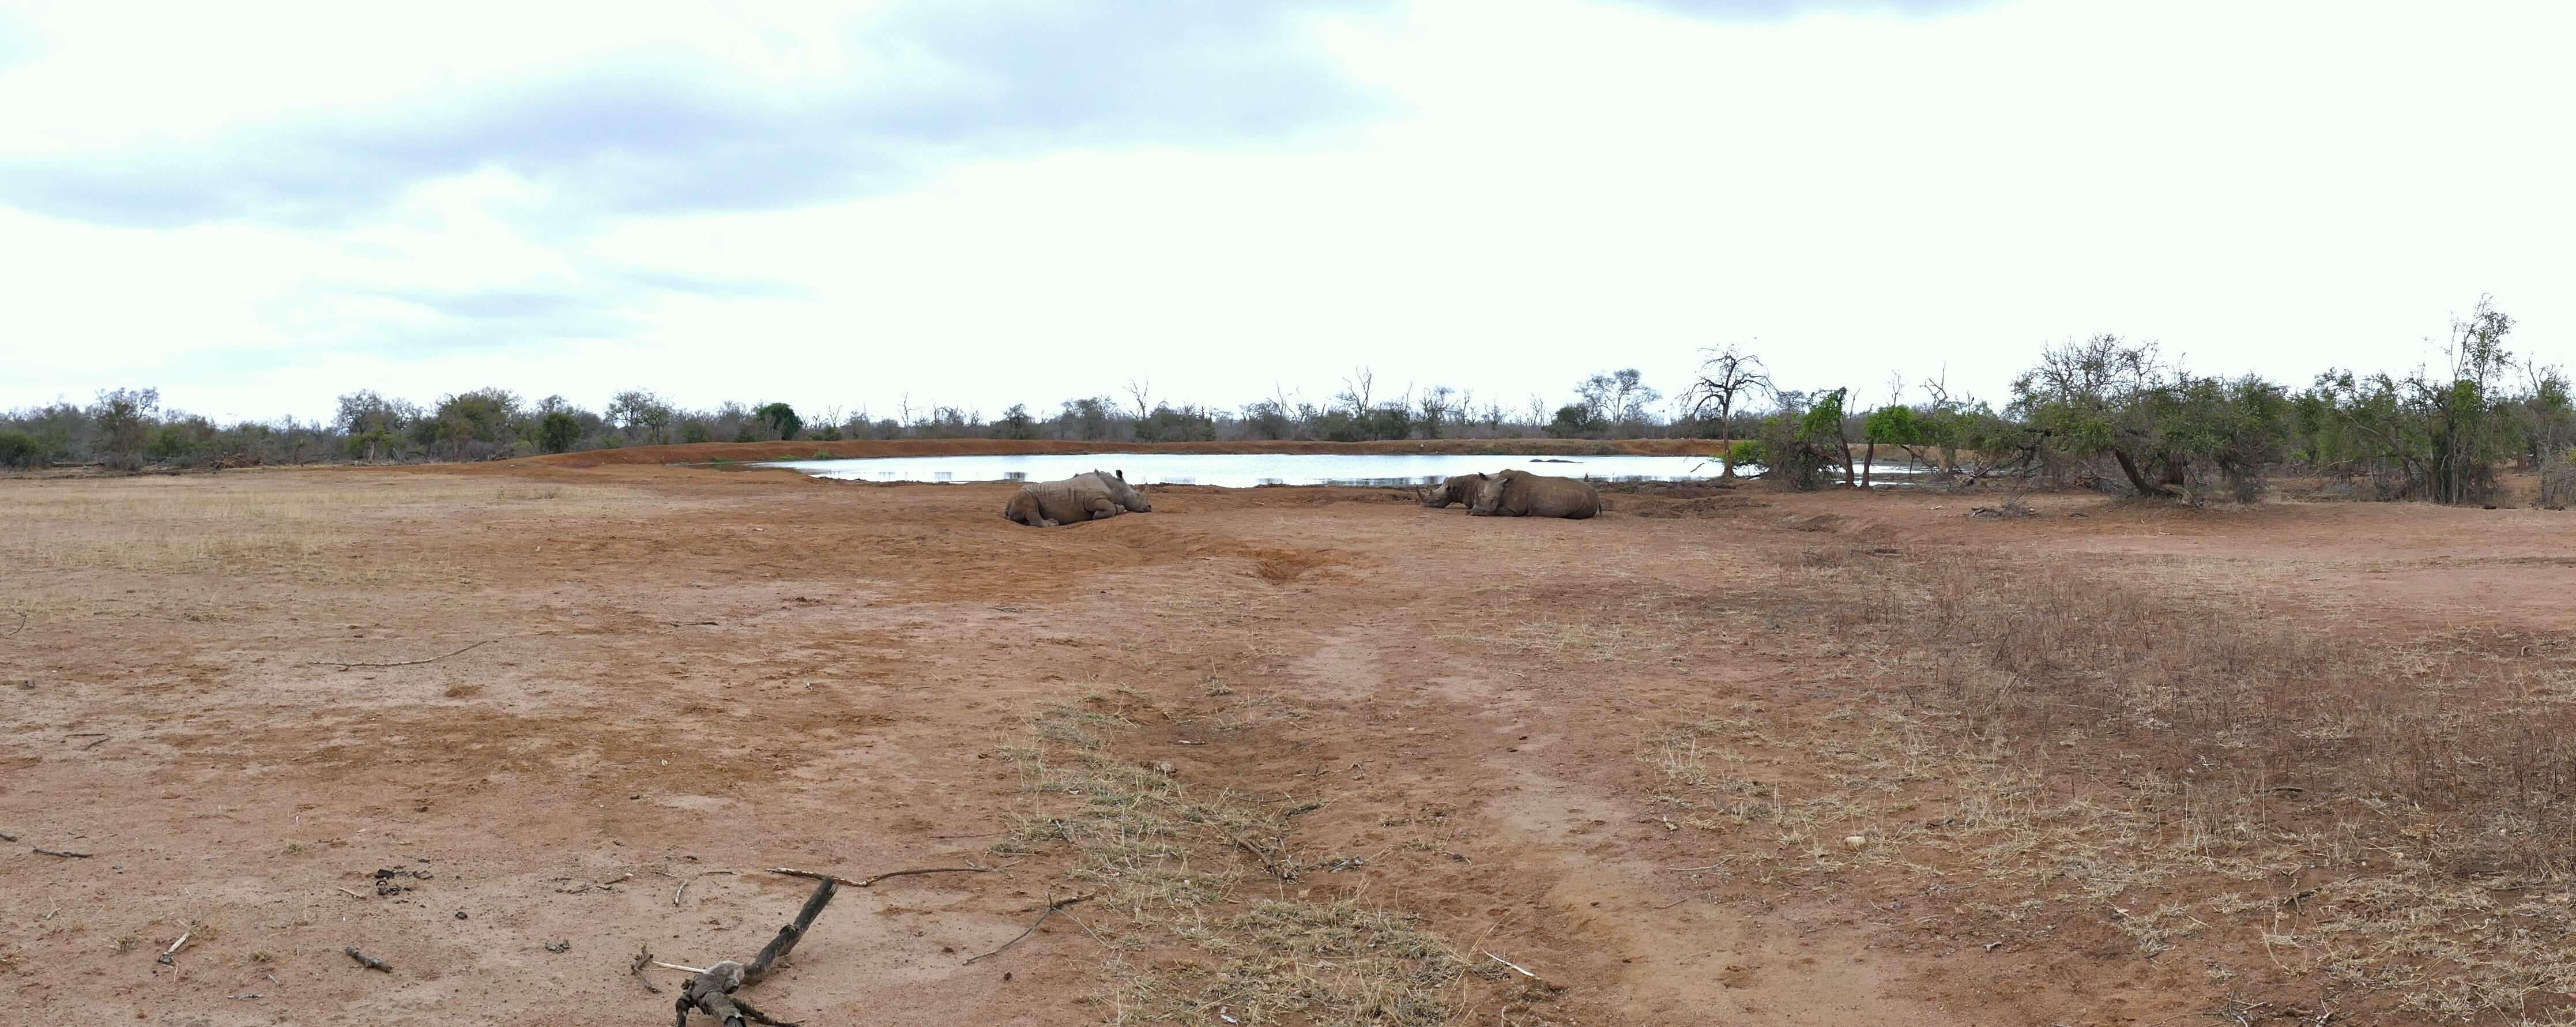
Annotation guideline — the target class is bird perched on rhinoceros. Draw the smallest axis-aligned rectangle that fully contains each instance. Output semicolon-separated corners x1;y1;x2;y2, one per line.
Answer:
1418;473;1490;509
1468;469;1600;519
1002;469;1153;527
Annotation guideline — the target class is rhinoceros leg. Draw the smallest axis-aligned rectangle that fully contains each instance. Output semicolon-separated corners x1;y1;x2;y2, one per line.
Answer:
1087;499;1125;520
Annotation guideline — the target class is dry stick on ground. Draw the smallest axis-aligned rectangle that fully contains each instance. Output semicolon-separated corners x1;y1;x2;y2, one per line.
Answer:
630;943;664;995
79;736;108;751
1230;835;1295;882
675;876;837;1027
32;847;90;858
764;864;998;889
964;891;1091;965
344;946;392;972
157;931;191;965
311;639;492;671
675;870;739;906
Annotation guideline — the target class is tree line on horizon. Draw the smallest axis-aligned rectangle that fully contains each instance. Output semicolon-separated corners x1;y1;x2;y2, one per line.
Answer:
5;296;2569;507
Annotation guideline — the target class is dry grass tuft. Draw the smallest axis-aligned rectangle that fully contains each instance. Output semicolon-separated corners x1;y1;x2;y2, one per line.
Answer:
1000;703;1497;1025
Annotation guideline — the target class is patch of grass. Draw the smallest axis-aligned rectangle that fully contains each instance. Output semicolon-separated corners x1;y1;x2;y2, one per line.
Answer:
1629;543;2576;1020
1002;702;1498;1025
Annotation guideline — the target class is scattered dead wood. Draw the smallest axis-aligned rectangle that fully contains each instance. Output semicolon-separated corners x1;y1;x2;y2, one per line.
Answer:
631;942;664;995
675;876;837;1027
312;639;492;671
964;891;1091;965
764;864;997;889
1229;835;1295;881
343;946;392;972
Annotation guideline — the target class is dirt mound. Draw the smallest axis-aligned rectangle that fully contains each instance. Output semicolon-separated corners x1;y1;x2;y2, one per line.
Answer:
1626;494;1767;519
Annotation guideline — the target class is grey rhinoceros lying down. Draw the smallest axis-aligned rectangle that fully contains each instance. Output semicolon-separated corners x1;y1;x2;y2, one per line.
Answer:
1468;469;1600;519
1003;469;1153;527
1419;472;1490;509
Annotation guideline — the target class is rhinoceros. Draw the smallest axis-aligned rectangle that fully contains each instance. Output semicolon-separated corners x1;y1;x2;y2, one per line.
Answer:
1419;473;1490;509
1468;469;1600;519
1003;469;1152;528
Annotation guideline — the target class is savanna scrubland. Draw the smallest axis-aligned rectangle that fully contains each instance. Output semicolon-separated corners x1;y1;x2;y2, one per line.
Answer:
7;452;2576;1026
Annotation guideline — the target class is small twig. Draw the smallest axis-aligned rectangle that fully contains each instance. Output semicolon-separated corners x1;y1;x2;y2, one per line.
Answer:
335;886;367;899
80;736;108;751
157;931;191;965
1664;863;1727;872
33;847;91;858
1485;951;1538;979
343;946;391;972
965;892;1091;964
0;832;14;841
1230;836;1295;881
312;639;492;671
66;732;107;737
1;610;24;637
675;869;739;906
766;864;997;888
654;960;710;975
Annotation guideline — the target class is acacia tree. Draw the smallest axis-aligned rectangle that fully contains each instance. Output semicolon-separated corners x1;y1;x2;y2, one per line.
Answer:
2010;336;2176;496
1685;345;1773;476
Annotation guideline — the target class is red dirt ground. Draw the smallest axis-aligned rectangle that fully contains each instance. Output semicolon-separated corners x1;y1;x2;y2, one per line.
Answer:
5;456;2571;1025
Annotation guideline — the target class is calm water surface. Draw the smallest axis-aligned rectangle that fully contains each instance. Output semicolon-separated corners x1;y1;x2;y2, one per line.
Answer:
760;452;1924;487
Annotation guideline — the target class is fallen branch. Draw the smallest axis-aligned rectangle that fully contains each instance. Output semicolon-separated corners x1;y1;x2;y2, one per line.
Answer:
765;864;999;889
312;639;492;671
631;943;664;995
344;946;392;972
79;736;108;751
32;847;90;859
157;931;191;965
676;876;837;1026
1230;836;1295;881
965;891;1091;965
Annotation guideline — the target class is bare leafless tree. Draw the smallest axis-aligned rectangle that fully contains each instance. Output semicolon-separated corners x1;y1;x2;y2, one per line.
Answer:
1124;378;1154;421
1684;344;1775;477
1338;367;1375;416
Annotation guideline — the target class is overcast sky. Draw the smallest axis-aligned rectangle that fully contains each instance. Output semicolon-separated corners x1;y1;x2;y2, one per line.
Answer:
3;0;2569;424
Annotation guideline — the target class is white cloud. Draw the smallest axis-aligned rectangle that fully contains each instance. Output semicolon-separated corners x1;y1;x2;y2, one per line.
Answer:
1;0;2568;423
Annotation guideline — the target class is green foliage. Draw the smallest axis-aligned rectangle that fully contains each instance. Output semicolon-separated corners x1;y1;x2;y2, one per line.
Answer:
680;420;711;445
1861;404;1922;446
752;402;802;441
1135;403;1218;443
1724;439;1764;468
1545;404;1600;438
0;428;37;468
537;411;581;453
732;423;760;443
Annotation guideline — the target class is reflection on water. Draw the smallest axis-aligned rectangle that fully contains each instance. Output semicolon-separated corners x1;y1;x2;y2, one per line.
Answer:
759;452;1937;488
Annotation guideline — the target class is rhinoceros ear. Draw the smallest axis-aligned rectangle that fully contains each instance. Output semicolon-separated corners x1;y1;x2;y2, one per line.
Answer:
1115;469;1126;481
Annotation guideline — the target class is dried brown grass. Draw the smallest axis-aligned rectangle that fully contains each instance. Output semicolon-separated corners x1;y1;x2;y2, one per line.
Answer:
1625;541;2576;1021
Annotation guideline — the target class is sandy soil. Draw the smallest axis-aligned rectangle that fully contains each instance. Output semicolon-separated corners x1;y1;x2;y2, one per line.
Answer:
5;460;2572;1025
